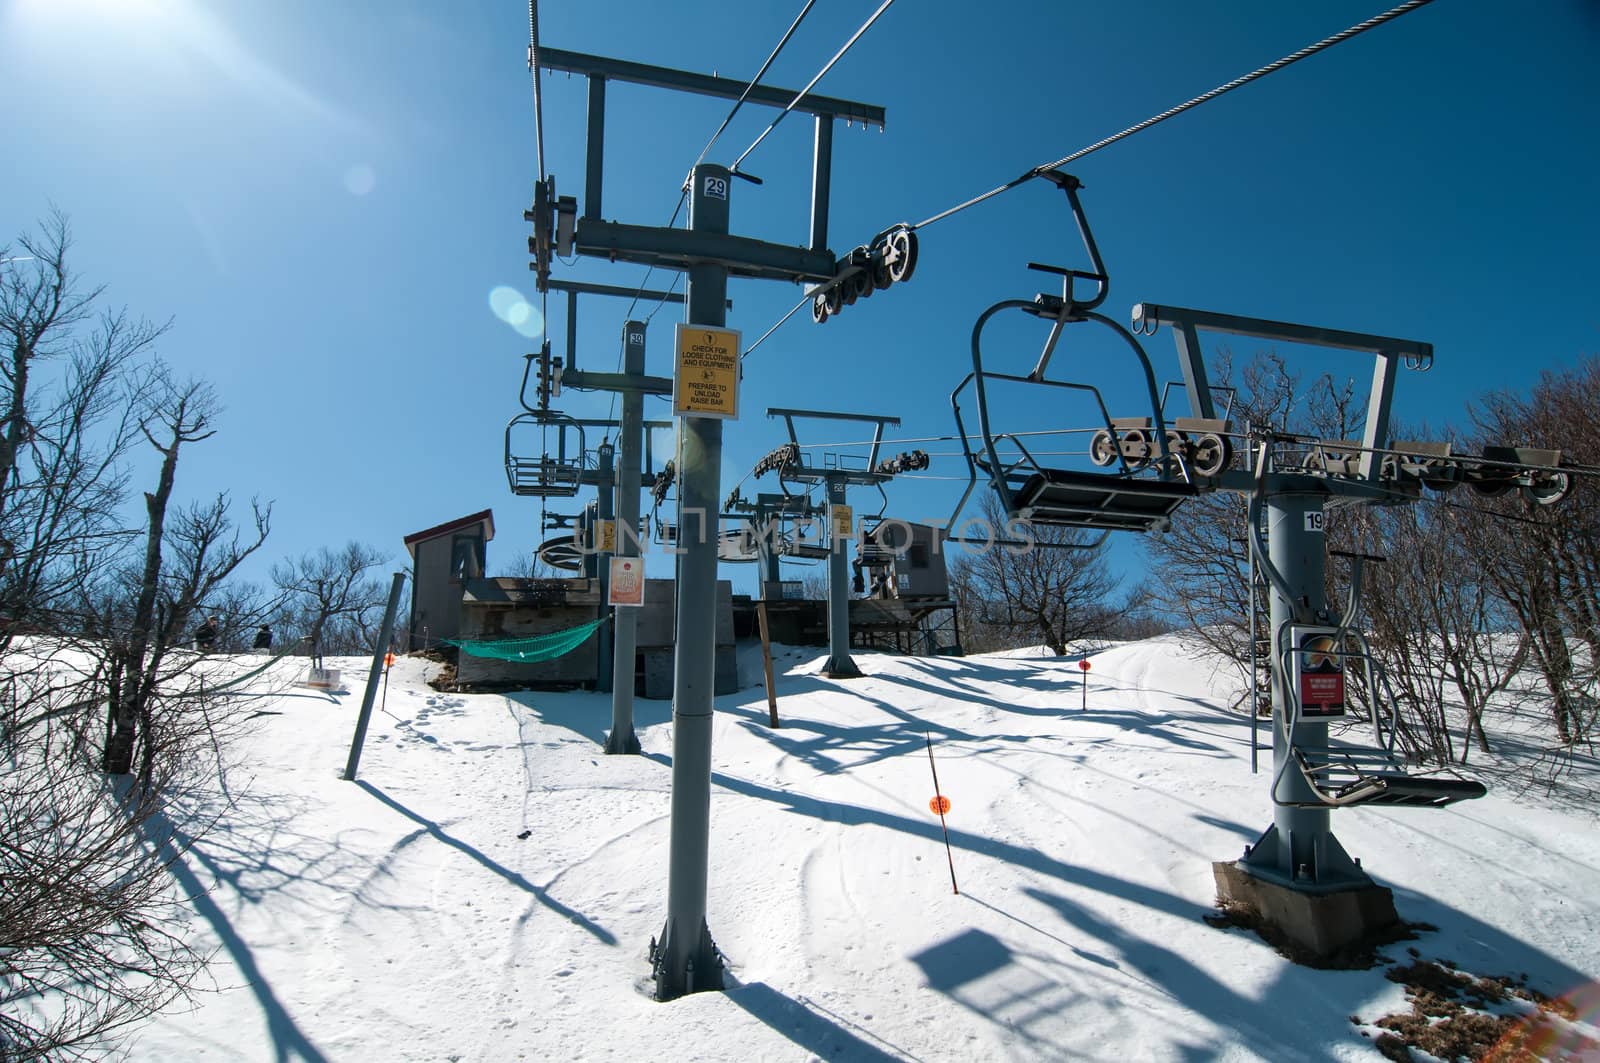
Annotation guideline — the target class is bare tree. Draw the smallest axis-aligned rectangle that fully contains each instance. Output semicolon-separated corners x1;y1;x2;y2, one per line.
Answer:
1465;359;1600;748
271;542;390;656
1;657;209;1061
102;375;256;777
949;493;1121;655
0;218;249;1060
0;211;163;644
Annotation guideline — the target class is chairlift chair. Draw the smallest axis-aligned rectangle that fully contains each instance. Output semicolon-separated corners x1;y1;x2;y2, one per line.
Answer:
716;521;762;563
505;412;586;498
947;171;1196;544
1253;521;1486;810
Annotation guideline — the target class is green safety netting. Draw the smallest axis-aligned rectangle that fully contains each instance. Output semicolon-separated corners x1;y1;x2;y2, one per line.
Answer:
446;617;607;662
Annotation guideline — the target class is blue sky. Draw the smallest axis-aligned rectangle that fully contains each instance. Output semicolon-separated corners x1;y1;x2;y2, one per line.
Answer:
3;0;1596;596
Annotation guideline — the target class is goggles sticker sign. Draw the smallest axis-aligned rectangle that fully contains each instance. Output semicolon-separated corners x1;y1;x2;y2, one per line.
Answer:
1292;626;1345;717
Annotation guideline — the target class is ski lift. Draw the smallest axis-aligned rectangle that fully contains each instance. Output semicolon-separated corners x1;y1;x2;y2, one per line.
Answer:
717;524;761;563
1465;446;1573;505
948;172;1195;542
536;533;585;573
505;412;586;498
1253;512;1486;809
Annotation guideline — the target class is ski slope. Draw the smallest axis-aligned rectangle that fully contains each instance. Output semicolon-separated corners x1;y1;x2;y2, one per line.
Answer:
135;636;1600;1061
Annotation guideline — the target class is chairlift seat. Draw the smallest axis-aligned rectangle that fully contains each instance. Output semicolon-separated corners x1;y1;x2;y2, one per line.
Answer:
1010;468;1195;533
858;543;897;566
1292;750;1485;808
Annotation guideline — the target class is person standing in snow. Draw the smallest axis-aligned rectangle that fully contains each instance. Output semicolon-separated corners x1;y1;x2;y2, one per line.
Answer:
194;616;219;652
253;624;273;652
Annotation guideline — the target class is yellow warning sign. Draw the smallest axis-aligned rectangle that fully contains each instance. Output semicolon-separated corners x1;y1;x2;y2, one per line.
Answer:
673;324;741;420
832;504;853;538
594;519;616;554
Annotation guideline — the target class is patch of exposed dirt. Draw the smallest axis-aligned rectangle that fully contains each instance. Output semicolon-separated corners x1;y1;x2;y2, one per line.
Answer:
1351;951;1591;1062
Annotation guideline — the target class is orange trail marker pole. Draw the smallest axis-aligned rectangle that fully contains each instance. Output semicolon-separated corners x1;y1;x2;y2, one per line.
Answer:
1079;658;1091;711
380;649;394;717
924;730;959;895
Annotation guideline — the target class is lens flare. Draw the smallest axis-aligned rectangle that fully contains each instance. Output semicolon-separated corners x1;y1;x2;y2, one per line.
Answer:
1484;980;1600;1060
488;286;543;339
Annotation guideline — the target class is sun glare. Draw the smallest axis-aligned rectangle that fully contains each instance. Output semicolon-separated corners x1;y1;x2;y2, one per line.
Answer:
489;286;544;340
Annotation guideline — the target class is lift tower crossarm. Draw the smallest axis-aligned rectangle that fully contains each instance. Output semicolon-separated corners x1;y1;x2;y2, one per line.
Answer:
768;407;901;471
545;278;693;304
561;369;673;396
1134;303;1431;485
536;47;886;127
574;221;837;282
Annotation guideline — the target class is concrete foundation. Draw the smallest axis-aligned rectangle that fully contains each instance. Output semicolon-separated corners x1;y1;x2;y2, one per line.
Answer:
1213;860;1399;961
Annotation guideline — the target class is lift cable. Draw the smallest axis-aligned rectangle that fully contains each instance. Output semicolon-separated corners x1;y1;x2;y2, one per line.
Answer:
696;0;819;169
1416;493;1579;529
913;0;1434;232
741;0;1434;363
527;0;547;184
730;0;895;175
591;3;820;437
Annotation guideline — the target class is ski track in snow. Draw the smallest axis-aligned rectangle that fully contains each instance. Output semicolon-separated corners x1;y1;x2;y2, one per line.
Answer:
127;640;1600;1062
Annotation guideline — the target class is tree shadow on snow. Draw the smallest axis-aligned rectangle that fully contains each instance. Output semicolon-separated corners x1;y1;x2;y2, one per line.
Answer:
144;805;332;1063
355;781;617;946
700;767;1592;1058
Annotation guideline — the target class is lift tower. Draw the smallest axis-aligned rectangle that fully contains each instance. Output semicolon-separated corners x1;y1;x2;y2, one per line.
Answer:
757;408;902;678
950;173;1575;957
526;44;887;1000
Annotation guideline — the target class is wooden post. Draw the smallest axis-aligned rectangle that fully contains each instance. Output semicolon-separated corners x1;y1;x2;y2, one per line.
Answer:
756;601;779;728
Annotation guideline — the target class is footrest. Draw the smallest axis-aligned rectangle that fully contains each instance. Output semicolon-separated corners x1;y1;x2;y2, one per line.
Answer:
1325;772;1487;808
1295;751;1486;808
507;458;583;497
1011;468;1195;533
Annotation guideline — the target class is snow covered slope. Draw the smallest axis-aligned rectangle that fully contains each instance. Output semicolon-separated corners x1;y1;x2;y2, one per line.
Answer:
135;636;1600;1061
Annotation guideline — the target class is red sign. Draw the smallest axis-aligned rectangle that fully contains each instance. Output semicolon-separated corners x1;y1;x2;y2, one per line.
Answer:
1078;659;1091;672
1301;673;1345;715
1295;629;1346;717
929;795;951;815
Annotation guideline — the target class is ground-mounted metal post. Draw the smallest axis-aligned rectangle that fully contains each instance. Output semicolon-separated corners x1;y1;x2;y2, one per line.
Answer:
606;321;647;754
343;572;406;781
823;475;860;678
654;163;728;1001
595;441;616;693
1239;489;1365;887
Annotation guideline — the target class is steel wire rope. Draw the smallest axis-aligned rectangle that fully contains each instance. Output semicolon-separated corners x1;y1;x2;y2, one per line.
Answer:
730;0;896;174
740;0;1435;363
528;0;547;184
795;427;1087;449
912;0;1435;231
600;4;818;435
697;0;819;169
603;193;687;440
587;2;822;440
